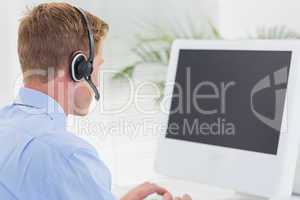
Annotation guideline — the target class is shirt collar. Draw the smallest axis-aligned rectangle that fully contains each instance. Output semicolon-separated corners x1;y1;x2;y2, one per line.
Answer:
14;87;66;129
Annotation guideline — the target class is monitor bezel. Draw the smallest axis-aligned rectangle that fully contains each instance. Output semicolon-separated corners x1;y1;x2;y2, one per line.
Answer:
155;40;300;198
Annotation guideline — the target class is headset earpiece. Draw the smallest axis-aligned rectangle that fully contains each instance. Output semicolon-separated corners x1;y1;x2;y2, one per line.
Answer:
70;51;93;82
70;52;86;82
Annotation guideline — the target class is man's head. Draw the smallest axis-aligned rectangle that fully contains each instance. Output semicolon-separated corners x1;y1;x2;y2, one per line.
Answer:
18;2;109;116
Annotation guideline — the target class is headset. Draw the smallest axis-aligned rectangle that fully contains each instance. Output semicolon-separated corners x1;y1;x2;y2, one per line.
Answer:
70;7;100;101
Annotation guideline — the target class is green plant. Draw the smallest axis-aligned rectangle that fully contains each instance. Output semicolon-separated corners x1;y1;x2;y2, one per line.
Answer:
112;19;222;80
155;80;166;102
112;18;222;101
251;25;300;39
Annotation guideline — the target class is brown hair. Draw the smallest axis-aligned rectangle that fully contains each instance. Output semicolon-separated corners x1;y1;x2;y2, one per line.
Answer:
18;2;109;82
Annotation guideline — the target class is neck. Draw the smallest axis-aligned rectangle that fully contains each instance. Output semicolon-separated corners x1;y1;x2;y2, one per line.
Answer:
24;80;69;115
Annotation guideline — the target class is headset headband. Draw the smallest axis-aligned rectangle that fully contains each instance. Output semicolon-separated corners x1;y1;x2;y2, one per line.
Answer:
73;7;95;65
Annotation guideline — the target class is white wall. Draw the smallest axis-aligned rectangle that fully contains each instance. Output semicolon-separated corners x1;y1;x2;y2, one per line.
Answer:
0;1;21;105
99;0;220;72
219;0;300;39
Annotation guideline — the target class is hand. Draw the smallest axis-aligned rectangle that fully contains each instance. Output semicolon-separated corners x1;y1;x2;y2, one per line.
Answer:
120;182;192;200
121;182;172;200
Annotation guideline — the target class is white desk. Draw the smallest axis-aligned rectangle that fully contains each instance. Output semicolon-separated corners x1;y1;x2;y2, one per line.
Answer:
113;179;300;200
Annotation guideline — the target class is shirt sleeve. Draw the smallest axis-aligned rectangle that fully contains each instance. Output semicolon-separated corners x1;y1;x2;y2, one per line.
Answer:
22;139;115;200
42;147;116;200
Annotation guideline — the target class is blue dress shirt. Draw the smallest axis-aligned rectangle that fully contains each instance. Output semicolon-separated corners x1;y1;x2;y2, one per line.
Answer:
0;87;116;200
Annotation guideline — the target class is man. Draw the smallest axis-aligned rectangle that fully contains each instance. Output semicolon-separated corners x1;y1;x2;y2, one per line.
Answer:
0;2;192;200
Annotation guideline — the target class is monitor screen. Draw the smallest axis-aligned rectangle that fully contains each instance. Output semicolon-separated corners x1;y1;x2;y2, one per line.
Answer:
166;49;292;155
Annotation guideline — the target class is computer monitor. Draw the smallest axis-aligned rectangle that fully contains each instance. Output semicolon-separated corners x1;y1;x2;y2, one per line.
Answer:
155;40;300;199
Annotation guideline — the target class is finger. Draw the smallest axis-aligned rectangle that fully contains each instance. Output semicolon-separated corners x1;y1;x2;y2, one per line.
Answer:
135;182;169;199
174;197;181;200
151;183;169;196
182;194;192;200
162;192;173;200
